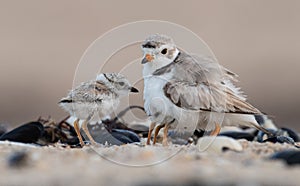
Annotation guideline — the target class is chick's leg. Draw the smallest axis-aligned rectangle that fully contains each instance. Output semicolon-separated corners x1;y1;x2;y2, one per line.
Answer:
74;119;85;147
82;120;98;146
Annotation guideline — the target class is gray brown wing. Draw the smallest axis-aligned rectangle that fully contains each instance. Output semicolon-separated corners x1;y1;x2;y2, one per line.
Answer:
59;80;112;103
164;81;261;114
160;52;261;114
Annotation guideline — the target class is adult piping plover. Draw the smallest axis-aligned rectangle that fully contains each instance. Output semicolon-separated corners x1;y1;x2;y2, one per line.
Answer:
59;73;139;146
141;34;270;145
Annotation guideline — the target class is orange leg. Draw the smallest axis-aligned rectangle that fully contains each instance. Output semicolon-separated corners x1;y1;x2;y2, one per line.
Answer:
74;119;85;147
210;123;221;136
153;124;165;145
147;122;155;145
82;120;97;146
162;123;170;146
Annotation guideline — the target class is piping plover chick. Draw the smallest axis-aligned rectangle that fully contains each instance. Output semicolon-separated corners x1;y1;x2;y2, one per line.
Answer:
59;73;139;146
141;34;270;146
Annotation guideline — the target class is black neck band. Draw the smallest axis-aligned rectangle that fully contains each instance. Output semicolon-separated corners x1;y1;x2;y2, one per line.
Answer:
173;51;181;63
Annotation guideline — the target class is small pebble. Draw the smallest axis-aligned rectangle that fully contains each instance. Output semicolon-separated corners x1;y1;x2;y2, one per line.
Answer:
7;151;28;168
263;136;295;145
197;136;243;153
270;150;300;166
219;131;255;141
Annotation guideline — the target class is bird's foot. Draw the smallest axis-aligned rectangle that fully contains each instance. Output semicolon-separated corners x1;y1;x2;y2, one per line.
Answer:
210;123;221;136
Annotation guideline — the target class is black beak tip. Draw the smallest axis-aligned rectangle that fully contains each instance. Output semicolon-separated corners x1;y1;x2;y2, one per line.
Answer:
130;87;139;93
141;57;148;64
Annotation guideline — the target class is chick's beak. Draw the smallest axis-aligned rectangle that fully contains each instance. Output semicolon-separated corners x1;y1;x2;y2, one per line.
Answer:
141;54;154;64
130;87;139;93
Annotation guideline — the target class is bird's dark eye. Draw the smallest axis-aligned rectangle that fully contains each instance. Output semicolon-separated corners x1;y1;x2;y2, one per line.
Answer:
161;48;167;55
118;82;125;86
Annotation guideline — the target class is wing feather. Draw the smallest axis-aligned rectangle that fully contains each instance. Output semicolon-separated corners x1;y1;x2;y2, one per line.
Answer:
159;51;261;115
60;80;112;103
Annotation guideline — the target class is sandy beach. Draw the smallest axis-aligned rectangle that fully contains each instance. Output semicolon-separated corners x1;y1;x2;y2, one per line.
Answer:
0;140;299;186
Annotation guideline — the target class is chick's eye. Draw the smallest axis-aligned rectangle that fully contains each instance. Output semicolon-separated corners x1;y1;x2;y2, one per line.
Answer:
161;48;167;55
118;82;125;86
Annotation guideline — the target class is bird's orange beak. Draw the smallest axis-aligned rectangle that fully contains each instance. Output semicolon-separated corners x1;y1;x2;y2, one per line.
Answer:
141;54;154;64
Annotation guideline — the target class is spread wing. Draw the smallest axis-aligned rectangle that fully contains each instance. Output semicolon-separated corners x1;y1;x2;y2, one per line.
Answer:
59;80;112;103
155;52;261;114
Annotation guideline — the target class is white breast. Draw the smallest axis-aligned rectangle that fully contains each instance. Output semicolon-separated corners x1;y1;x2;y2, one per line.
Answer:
143;72;200;133
143;75;169;119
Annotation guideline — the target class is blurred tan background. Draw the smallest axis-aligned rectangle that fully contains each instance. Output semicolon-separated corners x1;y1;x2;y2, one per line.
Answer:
0;0;299;130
